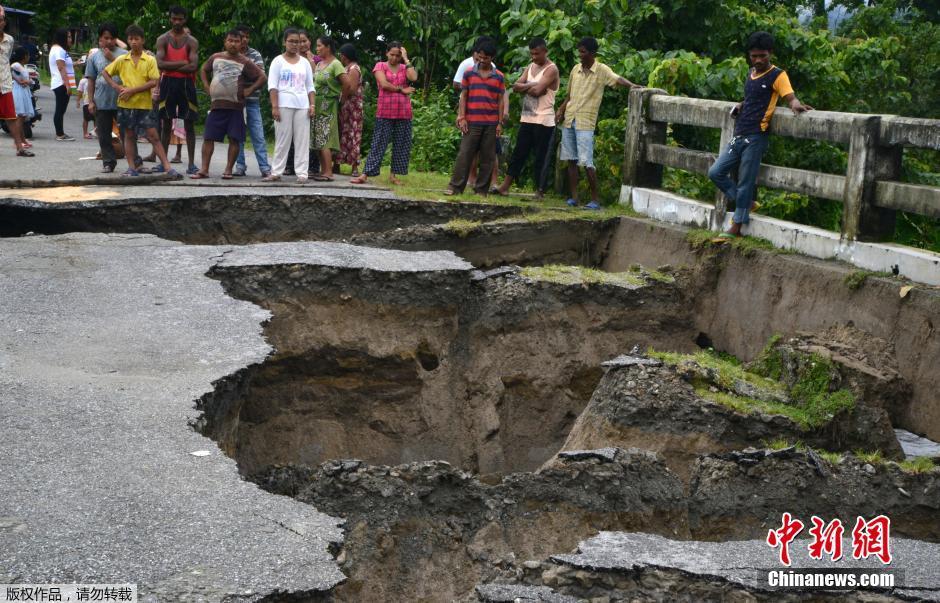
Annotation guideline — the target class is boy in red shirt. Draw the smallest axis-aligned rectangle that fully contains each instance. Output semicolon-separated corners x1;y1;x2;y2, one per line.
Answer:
446;39;505;196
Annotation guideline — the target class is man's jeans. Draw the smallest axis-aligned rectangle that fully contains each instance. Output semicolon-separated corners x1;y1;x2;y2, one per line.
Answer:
235;100;271;174
708;133;770;225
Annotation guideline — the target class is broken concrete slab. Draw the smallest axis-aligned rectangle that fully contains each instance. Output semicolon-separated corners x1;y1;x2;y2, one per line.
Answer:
690;450;940;541
546;531;940;601
0;232;473;600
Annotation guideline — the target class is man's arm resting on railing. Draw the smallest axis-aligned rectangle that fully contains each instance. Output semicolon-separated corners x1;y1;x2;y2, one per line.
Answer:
782;93;813;114
615;76;643;90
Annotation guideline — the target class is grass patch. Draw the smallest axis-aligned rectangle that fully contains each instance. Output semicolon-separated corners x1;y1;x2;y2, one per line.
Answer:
697;388;818;428
749;337;857;426
520;264;645;288
650;349;785;395
444;218;482;238
686;229;786;256
854;449;884;464
390;172;642;219
751;334;784;380
763;437;798;450
895;457;937;474
760;439;844;463
843;270;894;290
818;450;844;464
653;339;855;429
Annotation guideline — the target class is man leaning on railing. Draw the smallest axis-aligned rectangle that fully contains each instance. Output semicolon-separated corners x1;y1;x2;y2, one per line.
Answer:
708;31;812;241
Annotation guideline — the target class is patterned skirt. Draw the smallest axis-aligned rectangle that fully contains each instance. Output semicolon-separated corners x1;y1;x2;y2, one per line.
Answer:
338;94;364;165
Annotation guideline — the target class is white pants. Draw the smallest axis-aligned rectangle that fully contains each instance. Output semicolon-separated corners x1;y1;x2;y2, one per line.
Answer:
272;107;310;177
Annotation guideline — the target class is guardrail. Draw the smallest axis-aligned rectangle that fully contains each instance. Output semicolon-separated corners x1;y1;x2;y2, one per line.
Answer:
622;88;940;241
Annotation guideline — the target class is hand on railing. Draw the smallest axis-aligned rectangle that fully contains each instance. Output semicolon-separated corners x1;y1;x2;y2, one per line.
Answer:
789;97;813;114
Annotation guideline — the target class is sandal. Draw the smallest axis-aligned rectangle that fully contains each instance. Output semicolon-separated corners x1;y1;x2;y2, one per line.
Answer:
189;172;209;180
489;187;504;196
710;232;739;244
16;149;35;157
261;174;281;182
121;168;140;177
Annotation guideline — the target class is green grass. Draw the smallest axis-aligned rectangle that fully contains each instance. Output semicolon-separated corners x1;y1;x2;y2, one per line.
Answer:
520;264;646;288
818;450;844;464
895;457;938;474
843;270;894;290
650;348;786;394
686;229;787;256
653;342;855;429
443;218;483;238
854;449;885;464
763;437;799;450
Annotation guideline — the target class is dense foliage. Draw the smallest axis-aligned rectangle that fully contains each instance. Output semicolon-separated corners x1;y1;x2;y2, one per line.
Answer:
19;0;940;249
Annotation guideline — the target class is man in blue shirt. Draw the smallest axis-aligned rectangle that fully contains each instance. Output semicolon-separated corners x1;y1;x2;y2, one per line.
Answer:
708;31;812;238
84;23;128;173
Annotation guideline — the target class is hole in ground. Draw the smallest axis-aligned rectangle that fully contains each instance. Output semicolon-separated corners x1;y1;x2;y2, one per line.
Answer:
195;262;696;476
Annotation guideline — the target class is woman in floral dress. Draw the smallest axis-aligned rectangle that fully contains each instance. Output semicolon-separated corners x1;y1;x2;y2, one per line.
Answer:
337;43;363;177
310;36;346;181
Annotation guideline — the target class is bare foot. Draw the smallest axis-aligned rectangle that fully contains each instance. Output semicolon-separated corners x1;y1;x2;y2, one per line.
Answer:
389;175;402;185
350;174;368;185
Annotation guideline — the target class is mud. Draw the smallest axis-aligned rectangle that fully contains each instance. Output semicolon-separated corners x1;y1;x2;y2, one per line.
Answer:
0;194;523;243
557;356;902;482
255;449;685;602
196;266;694;476
689;448;940;541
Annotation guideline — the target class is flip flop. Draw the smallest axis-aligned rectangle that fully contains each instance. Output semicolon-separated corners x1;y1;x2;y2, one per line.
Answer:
312;174;334;182
710;232;738;244
489;187;505;196
189;172;209;180
221;173;233;180
443;189;459;196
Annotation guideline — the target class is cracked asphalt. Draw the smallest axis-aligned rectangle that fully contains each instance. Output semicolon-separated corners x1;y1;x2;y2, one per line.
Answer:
0;231;471;600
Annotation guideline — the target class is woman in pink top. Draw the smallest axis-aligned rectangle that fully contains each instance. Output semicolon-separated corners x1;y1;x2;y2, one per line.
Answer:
350;41;417;185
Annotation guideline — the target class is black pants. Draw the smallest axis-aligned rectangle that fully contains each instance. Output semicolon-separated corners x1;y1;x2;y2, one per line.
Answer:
449;124;497;194
285;144;319;175
53;85;69;136
507;122;554;191
94;109;124;169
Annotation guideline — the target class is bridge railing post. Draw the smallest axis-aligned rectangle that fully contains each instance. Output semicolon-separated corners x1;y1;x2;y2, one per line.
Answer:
621;87;667;204
842;115;898;242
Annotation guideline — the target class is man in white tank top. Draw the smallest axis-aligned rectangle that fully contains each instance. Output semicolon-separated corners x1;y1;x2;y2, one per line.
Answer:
494;37;558;198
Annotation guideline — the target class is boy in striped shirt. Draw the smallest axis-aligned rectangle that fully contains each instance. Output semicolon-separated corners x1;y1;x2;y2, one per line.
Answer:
446;39;505;196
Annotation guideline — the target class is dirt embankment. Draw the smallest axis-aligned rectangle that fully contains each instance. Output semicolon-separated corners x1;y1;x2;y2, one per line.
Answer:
195;266;695;477
603;216;940;442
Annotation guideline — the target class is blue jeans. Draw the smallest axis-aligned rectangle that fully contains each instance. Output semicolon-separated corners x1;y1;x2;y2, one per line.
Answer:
708;133;769;225
235;100;271;174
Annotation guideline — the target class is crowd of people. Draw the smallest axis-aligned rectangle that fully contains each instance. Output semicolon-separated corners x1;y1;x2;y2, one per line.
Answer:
0;4;811;231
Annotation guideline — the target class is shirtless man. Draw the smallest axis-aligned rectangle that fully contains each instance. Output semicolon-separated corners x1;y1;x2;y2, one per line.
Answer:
155;6;199;174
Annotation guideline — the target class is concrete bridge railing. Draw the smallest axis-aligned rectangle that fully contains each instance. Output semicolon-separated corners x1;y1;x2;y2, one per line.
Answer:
621;88;940;242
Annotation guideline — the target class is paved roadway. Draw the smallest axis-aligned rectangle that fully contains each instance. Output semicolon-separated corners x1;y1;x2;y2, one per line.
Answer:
0;232;473;600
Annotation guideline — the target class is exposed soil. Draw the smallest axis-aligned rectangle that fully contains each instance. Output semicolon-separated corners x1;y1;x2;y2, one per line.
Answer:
255;449;685;603
196;266;694;476
556;357;902;482
689;448;940;541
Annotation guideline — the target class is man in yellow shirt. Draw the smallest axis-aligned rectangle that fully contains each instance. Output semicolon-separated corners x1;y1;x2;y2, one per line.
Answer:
556;36;641;209
102;24;178;177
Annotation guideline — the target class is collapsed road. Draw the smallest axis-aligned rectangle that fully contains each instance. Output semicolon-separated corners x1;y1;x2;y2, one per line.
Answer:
2;191;940;602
